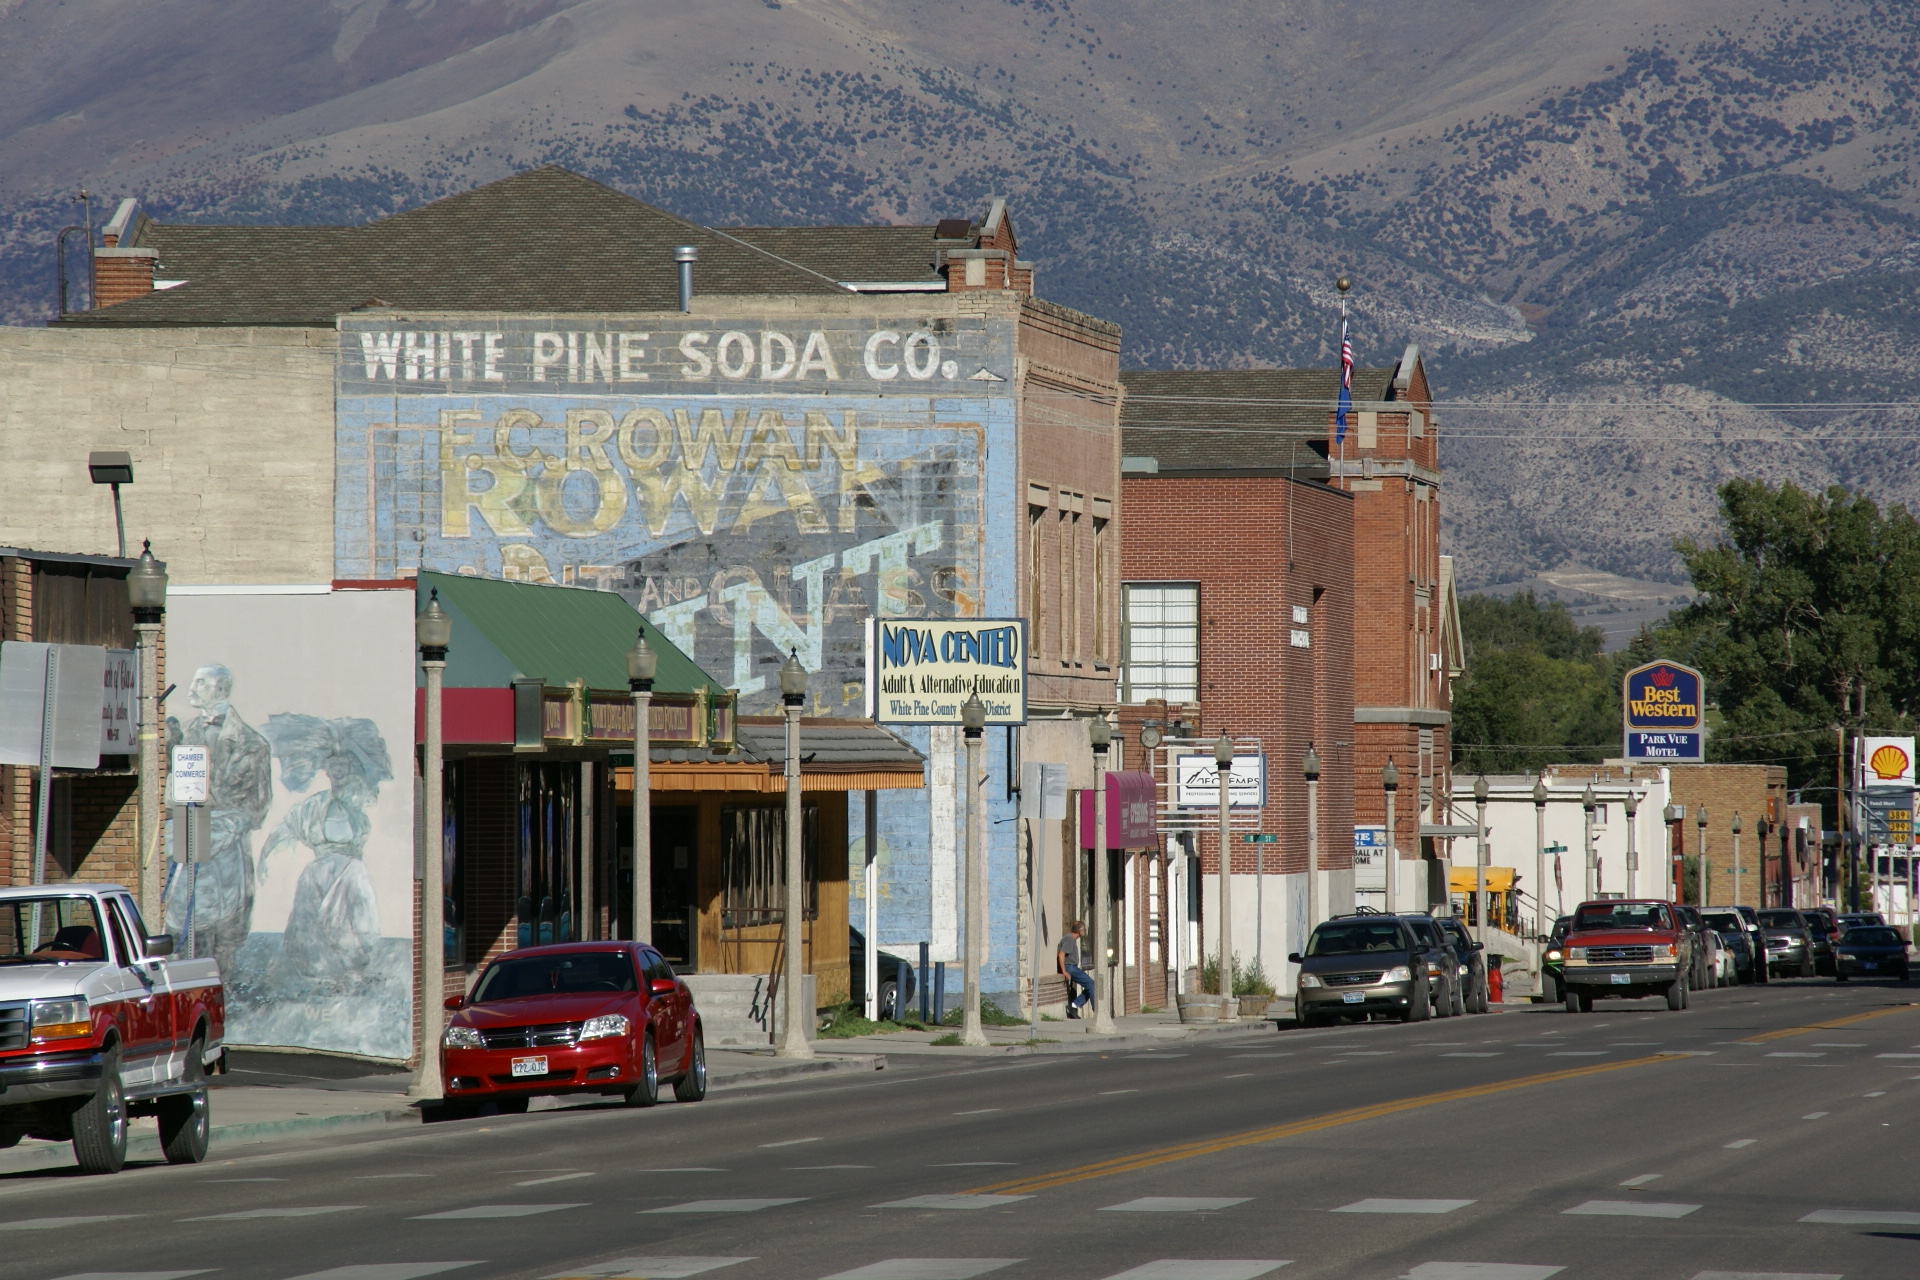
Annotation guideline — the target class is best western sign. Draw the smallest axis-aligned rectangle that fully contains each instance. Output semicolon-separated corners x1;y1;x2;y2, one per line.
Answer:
1622;660;1706;762
865;618;1027;725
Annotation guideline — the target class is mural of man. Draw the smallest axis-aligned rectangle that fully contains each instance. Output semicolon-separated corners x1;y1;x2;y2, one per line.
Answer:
164;664;273;978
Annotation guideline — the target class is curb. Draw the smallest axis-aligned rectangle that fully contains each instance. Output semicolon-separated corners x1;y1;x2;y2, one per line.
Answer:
709;1053;886;1088
0;1106;419;1176
814;1018;1282;1058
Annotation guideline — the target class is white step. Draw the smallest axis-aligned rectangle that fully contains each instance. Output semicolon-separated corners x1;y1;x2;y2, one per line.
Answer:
683;975;816;1047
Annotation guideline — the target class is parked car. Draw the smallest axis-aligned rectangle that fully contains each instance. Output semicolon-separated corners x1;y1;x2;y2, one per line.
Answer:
441;942;705;1111
0;884;223;1174
1673;905;1716;992
1802;907;1841;975
849;927;916;1020
1702;911;1761;984
1436;916;1490;1013
1838;911;1886;929
1835;925;1911;982
1405;913;1466;1017
1541;915;1571;1004
1704;930;1736;987
1561;899;1693;1012
1290;914;1453;1026
1755;908;1817;978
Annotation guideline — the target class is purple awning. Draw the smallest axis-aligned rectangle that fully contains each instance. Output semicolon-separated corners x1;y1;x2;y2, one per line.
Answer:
1079;771;1159;848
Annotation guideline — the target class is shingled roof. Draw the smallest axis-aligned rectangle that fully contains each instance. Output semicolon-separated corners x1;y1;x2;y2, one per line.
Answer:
722;225;952;288
1119;368;1398;475
65;167;851;326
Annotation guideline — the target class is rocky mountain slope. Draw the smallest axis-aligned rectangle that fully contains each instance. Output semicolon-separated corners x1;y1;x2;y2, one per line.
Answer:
4;0;1918;589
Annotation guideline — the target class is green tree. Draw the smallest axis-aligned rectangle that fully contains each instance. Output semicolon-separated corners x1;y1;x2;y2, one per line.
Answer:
1670;479;1920;806
1452;592;1618;773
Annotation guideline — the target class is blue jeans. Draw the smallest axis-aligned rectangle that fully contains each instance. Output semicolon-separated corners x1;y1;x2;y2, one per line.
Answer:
1064;964;1094;1009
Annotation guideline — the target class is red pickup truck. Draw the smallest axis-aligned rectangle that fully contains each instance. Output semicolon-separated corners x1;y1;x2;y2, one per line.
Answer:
1560;898;1694;1013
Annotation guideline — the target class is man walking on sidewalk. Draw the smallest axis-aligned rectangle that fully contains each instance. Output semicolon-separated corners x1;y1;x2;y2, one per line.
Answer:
1058;920;1094;1018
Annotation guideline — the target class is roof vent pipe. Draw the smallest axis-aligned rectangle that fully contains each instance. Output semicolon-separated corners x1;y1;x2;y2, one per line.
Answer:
674;245;698;312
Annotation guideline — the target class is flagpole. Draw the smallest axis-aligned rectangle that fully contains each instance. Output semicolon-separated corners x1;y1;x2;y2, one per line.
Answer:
1335;275;1352;481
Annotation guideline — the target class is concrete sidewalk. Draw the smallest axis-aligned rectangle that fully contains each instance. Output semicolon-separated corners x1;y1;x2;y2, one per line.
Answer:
0;1045;884;1176
809;1002;1295;1057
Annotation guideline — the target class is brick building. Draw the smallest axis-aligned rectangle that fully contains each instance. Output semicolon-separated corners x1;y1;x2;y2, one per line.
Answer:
1665;763;1793;909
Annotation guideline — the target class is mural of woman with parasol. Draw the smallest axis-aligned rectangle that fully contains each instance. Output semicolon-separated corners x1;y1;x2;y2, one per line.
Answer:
259;715;393;988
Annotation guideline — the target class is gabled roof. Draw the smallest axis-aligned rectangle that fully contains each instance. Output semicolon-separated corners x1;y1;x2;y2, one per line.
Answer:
1119;367;1399;475
69;167;850;326
722;225;951;288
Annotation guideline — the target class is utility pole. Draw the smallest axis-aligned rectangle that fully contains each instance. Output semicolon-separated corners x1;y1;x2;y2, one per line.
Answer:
1213;734;1235;997
776;651;812;1058
961;695;989;1047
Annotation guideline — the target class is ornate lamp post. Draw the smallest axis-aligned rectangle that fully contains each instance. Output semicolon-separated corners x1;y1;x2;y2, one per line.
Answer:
1697;804;1710;906
1582;784;1599;902
1731;810;1743;909
1089;717;1116;1033
1213;734;1235;996
1474;775;1490;941
1664;804;1686;902
127;542;167;922
1533;776;1550;936
776;650;813;1058
627;629;657;944
1303;744;1322;936
411;588;452;1101
961;695;991;1046
1382;758;1400;915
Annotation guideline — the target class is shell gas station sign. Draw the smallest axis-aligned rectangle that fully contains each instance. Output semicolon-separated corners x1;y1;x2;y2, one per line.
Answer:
1622;660;1706;762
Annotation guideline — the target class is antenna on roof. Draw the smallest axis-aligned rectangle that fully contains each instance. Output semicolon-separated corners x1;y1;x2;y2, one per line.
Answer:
675;245;698;313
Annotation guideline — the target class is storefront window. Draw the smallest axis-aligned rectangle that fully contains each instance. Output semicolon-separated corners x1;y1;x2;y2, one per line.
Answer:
721;804;818;927
442;760;464;966
518;762;579;947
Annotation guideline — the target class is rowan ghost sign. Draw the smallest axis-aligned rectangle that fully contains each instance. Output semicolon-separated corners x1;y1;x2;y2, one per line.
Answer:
336;308;1017;713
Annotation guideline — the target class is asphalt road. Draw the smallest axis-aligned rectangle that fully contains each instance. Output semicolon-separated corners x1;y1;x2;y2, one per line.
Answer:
5;976;1919;1280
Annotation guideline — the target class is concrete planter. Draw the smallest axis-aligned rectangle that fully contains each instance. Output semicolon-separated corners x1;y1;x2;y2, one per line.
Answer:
1236;995;1274;1018
1176;994;1227;1022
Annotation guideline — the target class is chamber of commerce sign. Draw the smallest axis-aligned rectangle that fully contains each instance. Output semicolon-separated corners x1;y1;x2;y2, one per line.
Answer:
864;618;1027;725
1622;660;1706;762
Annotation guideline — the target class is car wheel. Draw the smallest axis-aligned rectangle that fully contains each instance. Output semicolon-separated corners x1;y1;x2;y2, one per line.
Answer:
158;1036;211;1165
1801;959;1815;978
625;1033;660;1107
71;1045;127;1175
878;979;899;1022
1404;978;1431;1023
673;1026;707;1102
1542;972;1560;1004
1450;979;1467;1018
494;1097;530;1115
1433;979;1453;1018
1666;972;1686;1012
1564;985;1582;1014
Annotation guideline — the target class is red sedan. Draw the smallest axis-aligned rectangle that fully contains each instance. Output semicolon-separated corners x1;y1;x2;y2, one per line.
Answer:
440;942;706;1111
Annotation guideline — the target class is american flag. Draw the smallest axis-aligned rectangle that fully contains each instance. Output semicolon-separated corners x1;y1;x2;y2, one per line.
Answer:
1335;316;1354;445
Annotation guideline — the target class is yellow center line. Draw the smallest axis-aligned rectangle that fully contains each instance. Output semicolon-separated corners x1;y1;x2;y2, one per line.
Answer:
967;1054;1683;1196
1739;1003;1917;1043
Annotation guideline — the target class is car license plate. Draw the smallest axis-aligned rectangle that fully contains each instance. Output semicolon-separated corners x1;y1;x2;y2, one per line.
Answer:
1864;962;1879;970
1610;973;1631;985
1342;992;1365;1004
510;1055;548;1078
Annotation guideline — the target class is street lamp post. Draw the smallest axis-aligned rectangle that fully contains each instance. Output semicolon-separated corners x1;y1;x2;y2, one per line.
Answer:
776;650;813;1058
1139;725;1165;1009
411;589;452;1101
1213;734;1234;997
1304;744;1322;942
1089;717;1116;1033
1731;810;1743;909
1664;804;1685;903
1473;776;1490;940
1582;785;1598;902
1624;790;1640;900
1697;805;1710;907
627;629;657;944
1383;759;1400;916
1533;776;1550;938
960;695;990;1046
127;542;167;923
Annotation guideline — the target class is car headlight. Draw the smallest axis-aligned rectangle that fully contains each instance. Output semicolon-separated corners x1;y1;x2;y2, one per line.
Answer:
1298;973;1323;988
1426;960;1443;976
1457;964;1469;975
1383;966;1412;983
1545;948;1563;961
30;997;89;1041
441;1025;484;1049
1567;947;1587;963
1660;943;1677;958
580;1014;631;1041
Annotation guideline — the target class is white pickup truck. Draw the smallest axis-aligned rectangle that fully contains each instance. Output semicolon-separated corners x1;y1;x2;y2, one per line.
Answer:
0;883;224;1173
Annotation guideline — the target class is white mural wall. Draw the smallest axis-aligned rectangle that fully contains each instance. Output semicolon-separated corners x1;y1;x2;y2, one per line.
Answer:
165;587;416;1060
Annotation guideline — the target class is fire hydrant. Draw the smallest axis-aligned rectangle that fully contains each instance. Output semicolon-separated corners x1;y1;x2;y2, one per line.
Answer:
1487;957;1504;1005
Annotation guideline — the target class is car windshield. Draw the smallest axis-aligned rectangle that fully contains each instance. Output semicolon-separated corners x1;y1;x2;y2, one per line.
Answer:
0;897;107;964
1307;921;1409;955
1842;928;1903;947
1572;903;1670;931
1757;911;1803;929
472;951;637;1001
1702;913;1744;931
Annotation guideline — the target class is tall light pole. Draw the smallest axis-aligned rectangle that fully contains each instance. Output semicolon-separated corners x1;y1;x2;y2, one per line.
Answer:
1533;775;1550;937
1213;734;1235;996
627;629;657;944
1731;810;1743;909
1624;789;1640;900
1581;784;1598;902
1089;717;1116;1033
1665;803;1685;903
1304;744;1322;941
1474;776;1490;940
127;542;167;924
1697;804;1710;907
960;695;990;1046
412;588;452;1100
1382;758;1400;915
776;650;812;1058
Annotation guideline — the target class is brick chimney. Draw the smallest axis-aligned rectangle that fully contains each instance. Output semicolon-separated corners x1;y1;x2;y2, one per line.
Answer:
92;198;156;308
941;198;1034;295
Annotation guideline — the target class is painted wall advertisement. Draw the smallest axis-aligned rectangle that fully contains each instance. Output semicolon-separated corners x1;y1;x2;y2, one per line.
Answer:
336;311;1016;715
1622;660;1706;762
165;590;417;1060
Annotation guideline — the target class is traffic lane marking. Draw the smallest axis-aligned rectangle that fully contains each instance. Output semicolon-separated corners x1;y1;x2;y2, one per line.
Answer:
820;1262;1021;1280
1332;1198;1473;1214
1100;1197;1251;1212
1740;1003;1917;1043
1099;1264;1291;1279
1563;1199;1700;1217
641;1200;807;1214
968;1053;1685;1195
412;1204;588;1219
284;1268;482;1280
1801;1208;1920;1224
541;1261;751;1279
1619;1174;1663;1187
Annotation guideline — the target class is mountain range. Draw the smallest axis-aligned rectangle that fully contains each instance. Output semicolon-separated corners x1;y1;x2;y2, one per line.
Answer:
4;0;1918;590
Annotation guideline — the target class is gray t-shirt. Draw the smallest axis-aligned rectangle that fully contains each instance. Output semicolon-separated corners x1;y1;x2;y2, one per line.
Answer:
1058;934;1085;969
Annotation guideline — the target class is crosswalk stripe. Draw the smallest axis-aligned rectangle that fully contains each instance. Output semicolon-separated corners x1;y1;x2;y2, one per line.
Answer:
1100;1198;1250;1213
820;1263;1020;1280
874;1195;1032;1210
642;1200;806;1214
2;1217;142;1231
1563;1199;1700;1218
184;1208;361;1221
1333;1199;1473;1214
1099;1263;1289;1279
412;1204;587;1220
282;1266;482;1280
1801;1208;1920;1224
542;1261;753;1279
1403;1267;1563;1280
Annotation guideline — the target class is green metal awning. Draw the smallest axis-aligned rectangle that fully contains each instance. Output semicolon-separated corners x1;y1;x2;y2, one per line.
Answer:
415;571;724;698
